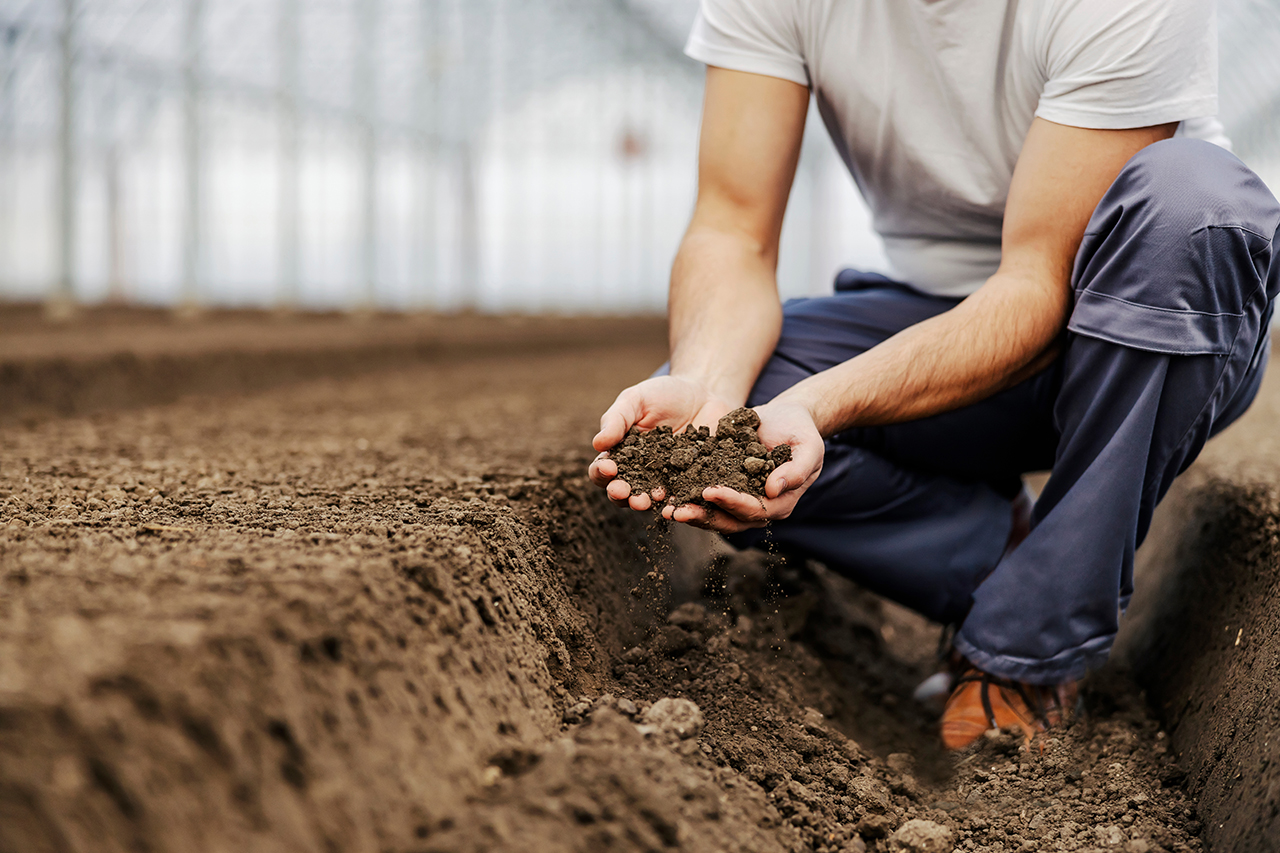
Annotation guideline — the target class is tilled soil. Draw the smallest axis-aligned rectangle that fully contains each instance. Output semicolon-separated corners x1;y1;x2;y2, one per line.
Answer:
481;553;1203;853
0;318;1213;852
1116;362;1280;853
0;304;666;424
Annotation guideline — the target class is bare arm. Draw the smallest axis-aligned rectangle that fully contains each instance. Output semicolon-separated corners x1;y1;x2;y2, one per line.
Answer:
685;118;1176;532
776;119;1176;434
666;66;809;404
587;67;810;510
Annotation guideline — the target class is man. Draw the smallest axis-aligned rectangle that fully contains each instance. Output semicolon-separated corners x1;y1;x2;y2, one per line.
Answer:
588;0;1280;749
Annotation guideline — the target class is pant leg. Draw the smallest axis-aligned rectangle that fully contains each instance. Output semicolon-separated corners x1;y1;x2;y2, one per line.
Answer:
955;139;1280;684
721;280;1016;624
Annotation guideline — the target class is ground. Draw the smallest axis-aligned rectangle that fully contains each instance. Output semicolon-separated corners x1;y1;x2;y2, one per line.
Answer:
0;309;1273;852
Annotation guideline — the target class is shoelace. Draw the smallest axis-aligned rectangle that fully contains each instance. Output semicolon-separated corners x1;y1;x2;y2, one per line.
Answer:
936;622;958;662
952;670;1068;732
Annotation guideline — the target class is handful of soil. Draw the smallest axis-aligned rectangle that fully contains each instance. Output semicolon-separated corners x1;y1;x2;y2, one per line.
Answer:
608;407;793;507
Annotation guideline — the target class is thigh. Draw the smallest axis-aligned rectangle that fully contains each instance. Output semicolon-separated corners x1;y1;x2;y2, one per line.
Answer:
747;285;1061;492
865;367;1062;492
744;284;958;404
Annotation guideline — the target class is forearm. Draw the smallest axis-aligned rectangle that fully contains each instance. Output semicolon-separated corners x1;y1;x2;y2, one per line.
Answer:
667;226;783;407
779;270;1071;435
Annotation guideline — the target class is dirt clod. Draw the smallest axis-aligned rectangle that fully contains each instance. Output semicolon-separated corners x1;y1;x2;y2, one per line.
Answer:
609;407;792;506
641;697;705;740
888;818;953;853
667;601;708;630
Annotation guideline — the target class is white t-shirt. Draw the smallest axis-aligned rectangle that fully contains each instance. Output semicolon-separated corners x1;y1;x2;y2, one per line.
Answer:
686;0;1228;297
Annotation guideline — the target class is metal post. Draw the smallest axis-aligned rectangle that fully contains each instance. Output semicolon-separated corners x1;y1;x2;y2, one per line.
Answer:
620;35;638;306
457;141;479;309
179;0;203;314
278;0;300;310
105;60;125;303
491;0;508;306
639;63;656;307
417;0;439;311
50;0;78;319
356;0;380;312
454;0;479;309
590;61;606;309
523;0;545;309
1;24;18;297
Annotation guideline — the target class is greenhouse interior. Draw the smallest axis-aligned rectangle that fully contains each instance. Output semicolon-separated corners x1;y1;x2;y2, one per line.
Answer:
1;0;1273;316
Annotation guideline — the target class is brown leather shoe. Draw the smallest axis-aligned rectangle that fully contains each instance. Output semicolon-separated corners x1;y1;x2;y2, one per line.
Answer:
940;667;1077;750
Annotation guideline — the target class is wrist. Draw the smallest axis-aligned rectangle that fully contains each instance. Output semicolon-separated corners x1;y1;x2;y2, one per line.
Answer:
774;381;846;438
667;370;748;410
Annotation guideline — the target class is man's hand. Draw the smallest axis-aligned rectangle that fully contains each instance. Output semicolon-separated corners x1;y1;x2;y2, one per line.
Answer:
660;397;824;533
588;375;736;512
589;67;809;516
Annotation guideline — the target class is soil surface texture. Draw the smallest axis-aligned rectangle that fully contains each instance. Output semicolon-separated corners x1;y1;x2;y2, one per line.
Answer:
0;311;1261;853
610;408;793;506
0;303;665;425
1116;359;1280;853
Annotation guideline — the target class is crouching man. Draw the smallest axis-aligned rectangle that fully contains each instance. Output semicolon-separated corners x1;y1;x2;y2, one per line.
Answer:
589;0;1279;748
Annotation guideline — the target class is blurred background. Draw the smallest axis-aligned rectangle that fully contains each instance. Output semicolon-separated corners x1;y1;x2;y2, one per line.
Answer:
0;0;1278;315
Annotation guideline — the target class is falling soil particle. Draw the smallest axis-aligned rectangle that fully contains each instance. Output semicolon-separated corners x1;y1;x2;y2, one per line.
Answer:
609;407;793;506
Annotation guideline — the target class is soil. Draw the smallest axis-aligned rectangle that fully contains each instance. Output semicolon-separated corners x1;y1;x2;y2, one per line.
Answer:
610;408;793;506
0;338;666;853
0;303;666;425
0;310;1248;853
1115;361;1280;853
515;551;1206;853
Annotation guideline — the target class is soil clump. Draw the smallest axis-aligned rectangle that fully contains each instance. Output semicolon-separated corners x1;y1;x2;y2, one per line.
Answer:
609;407;793;506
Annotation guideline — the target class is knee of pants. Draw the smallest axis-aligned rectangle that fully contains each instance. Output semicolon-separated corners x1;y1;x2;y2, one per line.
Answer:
1070;139;1280;357
1108;139;1278;234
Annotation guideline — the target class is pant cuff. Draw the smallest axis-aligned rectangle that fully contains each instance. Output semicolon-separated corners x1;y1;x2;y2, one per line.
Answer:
952;631;1115;685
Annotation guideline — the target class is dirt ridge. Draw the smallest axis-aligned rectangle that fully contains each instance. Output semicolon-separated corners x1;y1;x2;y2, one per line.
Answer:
0;307;666;424
1120;476;1280;853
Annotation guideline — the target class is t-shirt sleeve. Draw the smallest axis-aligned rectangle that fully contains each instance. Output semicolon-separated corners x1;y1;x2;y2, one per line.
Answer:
684;0;810;88
1035;0;1217;129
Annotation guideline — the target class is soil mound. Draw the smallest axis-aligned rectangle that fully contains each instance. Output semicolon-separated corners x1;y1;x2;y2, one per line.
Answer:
0;305;666;425
1116;360;1280;853
610;408;793;506
0;345;667;853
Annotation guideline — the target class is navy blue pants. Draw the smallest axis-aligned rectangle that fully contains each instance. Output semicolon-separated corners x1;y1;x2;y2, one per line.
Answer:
725;139;1280;684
